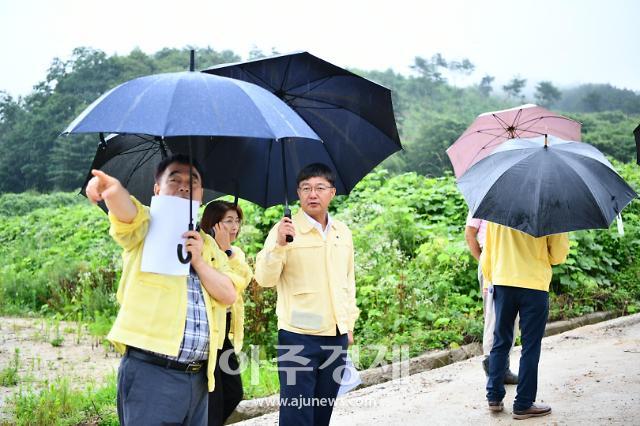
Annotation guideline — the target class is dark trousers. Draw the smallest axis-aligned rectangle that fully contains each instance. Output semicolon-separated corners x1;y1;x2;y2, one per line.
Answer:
486;285;549;411
208;312;244;426
277;328;348;426
117;351;208;426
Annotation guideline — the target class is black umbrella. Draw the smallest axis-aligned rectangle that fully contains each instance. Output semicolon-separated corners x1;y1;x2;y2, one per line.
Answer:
202;51;403;206
634;123;639;165
457;135;637;237
81;133;226;210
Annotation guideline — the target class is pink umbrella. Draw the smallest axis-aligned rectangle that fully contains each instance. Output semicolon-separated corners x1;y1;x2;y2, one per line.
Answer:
446;104;581;177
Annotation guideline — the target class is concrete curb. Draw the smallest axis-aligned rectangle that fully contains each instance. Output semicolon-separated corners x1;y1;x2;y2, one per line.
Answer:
227;310;625;424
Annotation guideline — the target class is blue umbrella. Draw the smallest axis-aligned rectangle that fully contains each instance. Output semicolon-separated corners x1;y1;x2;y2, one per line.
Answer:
202;51;403;205
458;135;637;237
63;71;317;140
63;52;320;261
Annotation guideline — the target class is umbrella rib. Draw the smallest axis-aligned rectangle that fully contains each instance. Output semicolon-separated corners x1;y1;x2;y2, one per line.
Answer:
556;152;611;226
512;108;524;128
284;76;336;96
114;145;158;156
515;116;580;138
279;56;295;94
122;145;160;187
517;115;578;126
316;137;348;194
275;88;339;109
238;67;278;92
472;129;508;139
492;114;513;133
458;132;507;172
289;93;400;143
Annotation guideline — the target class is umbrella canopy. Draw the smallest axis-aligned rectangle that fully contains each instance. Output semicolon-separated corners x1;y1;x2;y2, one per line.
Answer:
457;135;637;237
81;133;227;210
447;104;581;177
202;51;403;204
634;123;640;165
62;71;319;141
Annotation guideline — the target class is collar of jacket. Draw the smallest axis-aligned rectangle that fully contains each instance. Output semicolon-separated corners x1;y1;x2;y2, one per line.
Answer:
293;209;336;235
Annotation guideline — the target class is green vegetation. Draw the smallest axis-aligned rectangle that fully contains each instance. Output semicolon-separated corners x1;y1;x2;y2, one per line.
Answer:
2;165;639;363
9;375;118;426
0;348;20;387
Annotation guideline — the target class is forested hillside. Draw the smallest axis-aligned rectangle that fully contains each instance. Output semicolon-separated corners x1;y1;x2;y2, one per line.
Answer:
1;47;638;192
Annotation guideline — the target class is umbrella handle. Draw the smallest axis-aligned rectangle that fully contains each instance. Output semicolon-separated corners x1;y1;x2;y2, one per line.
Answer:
284;207;294;243
177;244;192;264
177;223;197;264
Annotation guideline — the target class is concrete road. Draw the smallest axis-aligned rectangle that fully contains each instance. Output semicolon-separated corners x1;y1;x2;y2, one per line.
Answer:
236;313;640;425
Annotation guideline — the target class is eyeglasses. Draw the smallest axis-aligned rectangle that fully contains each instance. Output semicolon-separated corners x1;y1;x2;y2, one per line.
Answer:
298;185;334;195
221;219;241;226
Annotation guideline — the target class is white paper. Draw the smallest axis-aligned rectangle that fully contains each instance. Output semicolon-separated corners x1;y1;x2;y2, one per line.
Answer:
140;195;200;276
337;354;362;396
616;213;624;236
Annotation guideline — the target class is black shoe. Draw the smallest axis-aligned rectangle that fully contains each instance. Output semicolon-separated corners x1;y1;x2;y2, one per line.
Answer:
488;400;504;412
512;403;551;419
504;369;519;385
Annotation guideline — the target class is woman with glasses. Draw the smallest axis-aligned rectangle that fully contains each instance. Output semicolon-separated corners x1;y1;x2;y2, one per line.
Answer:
200;201;253;426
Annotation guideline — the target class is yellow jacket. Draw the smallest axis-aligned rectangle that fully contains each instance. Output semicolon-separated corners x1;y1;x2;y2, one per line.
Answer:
254;210;359;335
481;222;570;292
218;246;253;353
106;197;233;391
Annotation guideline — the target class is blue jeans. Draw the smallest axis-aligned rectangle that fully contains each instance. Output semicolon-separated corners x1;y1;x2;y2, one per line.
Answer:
277;329;348;426
486;285;549;411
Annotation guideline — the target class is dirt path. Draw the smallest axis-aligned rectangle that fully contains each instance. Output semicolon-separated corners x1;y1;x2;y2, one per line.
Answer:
0;317;120;418
236;313;640;425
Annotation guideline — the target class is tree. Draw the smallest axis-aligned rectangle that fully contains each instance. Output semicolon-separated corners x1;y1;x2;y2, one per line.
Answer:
534;81;561;107
403;115;469;176
502;77;527;101
449;58;475;76
411;54;448;84
582;91;602;112
479;75;495;97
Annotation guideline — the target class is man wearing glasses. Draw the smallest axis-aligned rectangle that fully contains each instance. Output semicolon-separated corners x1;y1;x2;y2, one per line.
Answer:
255;162;359;426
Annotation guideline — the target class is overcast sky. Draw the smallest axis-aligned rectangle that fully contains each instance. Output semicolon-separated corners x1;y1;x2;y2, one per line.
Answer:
1;0;638;98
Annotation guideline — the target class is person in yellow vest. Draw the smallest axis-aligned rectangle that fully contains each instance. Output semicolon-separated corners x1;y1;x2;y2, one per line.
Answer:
200;200;253;426
255;163;359;426
85;154;237;426
482;222;569;420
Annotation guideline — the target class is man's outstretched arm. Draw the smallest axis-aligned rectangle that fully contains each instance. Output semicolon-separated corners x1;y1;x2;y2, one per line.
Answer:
86;169;137;223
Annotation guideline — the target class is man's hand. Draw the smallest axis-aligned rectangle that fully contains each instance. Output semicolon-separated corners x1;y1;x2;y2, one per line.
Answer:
86;170;123;204
213;223;232;252
85;169;137;223
183;230;204;266
276;217;296;246
348;330;354;346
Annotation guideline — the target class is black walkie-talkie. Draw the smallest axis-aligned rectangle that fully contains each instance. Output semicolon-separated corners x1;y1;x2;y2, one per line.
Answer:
284;206;294;243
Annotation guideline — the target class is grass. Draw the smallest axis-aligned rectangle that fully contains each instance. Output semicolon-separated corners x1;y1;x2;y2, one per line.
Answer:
3;355;279;425
0;348;20;386
9;374;118;426
241;356;280;399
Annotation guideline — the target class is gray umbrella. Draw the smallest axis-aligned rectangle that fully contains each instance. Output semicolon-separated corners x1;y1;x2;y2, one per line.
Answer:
457;135;637;237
